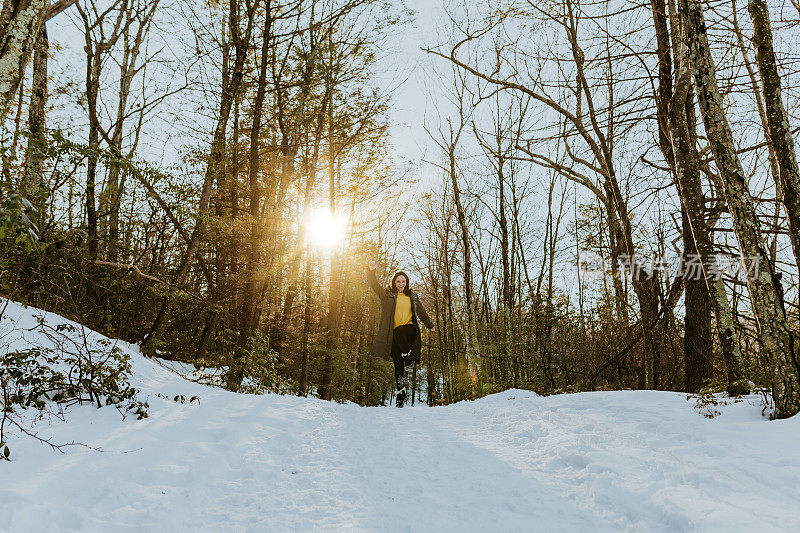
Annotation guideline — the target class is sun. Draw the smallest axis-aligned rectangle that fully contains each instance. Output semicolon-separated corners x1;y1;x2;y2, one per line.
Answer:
306;208;346;250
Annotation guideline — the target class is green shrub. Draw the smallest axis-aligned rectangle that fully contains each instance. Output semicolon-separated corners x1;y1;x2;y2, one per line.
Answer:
0;316;148;460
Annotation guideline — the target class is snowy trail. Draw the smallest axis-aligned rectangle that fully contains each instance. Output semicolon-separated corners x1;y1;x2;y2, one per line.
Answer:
2;382;607;532
3;300;800;532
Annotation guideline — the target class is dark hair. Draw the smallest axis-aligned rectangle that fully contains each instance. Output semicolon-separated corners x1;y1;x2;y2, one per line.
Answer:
389;271;411;295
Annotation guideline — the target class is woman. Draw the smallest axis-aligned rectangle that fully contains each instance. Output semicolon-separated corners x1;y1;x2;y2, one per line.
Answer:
366;260;435;407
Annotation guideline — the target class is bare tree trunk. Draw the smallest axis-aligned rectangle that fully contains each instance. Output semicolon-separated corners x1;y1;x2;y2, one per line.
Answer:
446;108;478;376
730;0;782;263
228;2;272;390
652;0;741;391
496;139;514;380
22;24;47;227
298;253;312;396
682;208;713;392
320;77;340;401
678;92;745;390
748;0;800;274
0;0;47;124
684;0;800;417
667;0;745;391
102;0;159;262
731;0;781;199
86;56;100;261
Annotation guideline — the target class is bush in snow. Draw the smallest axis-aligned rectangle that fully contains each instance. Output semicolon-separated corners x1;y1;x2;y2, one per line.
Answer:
686;378;770;419
1;315;148;460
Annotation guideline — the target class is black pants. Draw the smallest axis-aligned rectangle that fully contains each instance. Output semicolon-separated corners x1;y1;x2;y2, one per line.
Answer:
391;324;416;390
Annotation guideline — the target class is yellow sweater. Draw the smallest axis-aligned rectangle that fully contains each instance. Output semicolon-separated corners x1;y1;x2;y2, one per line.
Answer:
394;293;413;328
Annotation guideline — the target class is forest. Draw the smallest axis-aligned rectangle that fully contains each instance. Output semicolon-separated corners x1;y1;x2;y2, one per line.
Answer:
2;0;800;419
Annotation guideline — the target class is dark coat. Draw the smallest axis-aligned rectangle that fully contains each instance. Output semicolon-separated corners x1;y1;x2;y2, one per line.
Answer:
367;269;434;363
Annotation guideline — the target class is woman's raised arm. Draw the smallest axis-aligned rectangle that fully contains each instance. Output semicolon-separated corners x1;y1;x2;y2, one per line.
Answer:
366;261;386;299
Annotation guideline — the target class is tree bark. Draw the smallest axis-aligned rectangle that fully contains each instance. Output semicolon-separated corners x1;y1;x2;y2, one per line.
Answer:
85;47;100;261
0;0;47;124
672;0;745;390
650;0;713;391
22;24;47;228
448;116;479;377
682;208;713;392
228;2;272;391
684;0;800;417
748;0;800;275
652;0;745;391
298;252;312;396
320;71;340;402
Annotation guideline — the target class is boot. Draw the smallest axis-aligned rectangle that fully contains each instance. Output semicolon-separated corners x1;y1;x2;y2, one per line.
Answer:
395;374;407;408
395;386;407;408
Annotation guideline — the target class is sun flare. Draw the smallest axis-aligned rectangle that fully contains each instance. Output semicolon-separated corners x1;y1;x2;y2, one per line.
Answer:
306;208;346;250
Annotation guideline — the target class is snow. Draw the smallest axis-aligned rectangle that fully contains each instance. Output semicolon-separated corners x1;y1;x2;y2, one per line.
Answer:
2;298;800;532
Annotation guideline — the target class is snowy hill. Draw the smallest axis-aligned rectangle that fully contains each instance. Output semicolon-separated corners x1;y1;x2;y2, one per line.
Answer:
2;299;800;532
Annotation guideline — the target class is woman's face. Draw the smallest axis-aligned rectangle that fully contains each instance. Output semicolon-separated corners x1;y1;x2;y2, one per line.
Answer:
394;275;407;292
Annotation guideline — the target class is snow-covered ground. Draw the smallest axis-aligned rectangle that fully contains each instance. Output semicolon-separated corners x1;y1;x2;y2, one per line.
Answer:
2;299;800;532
